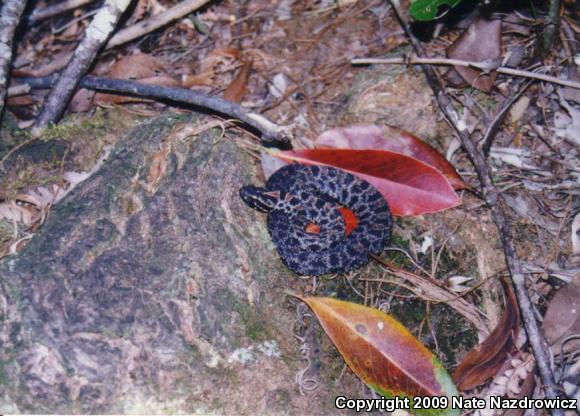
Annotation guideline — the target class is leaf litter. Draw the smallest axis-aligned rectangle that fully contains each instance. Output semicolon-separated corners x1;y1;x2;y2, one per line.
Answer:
2;0;580;409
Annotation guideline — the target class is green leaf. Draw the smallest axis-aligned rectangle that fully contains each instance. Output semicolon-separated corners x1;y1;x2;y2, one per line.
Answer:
410;0;464;21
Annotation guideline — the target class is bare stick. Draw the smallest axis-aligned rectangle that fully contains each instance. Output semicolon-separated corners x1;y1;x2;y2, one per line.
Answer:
387;0;562;410
481;79;533;156
351;57;580;90
29;0;97;22
0;0;29;121
17;74;291;144
106;0;212;49
7;83;30;97
34;0;133;132
541;0;562;53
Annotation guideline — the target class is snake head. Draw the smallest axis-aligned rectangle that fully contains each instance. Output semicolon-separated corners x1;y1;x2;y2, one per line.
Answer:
239;186;280;213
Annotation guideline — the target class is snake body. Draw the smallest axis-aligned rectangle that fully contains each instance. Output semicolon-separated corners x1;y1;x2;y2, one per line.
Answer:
240;164;392;276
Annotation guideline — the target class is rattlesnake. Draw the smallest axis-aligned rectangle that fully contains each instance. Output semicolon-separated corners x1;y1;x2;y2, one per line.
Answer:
240;164;392;276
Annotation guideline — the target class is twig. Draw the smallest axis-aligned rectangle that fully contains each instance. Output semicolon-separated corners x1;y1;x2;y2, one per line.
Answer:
29;0;98;22
561;18;579;55
387;0;562;410
0;0;29;122
53;9;99;35
368;255;490;335
351;56;580;90
106;0;212;49
7;83;30;97
541;0;562;54
34;0;133;132
16;74;291;144
482;79;534;156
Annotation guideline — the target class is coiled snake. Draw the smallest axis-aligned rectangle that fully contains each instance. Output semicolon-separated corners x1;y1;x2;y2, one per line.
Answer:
240;164;392;276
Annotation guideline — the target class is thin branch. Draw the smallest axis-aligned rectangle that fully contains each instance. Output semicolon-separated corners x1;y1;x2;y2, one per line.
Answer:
106;0;213;49
29;0;98;22
16;74;291;144
386;0;562;410
541;0;562;53
7;83;30;97
351;56;580;90
34;0;134;132
482;79;534;156
0;0;29;122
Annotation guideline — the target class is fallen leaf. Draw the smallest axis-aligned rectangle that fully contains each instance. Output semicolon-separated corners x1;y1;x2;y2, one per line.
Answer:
453;278;520;391
542;274;580;355
69;88;95;113
446;18;501;93
572;212;580;255
108;53;169;80
0;201;35;226
555;92;580;146
504;369;536;416
508;96;530;125
300;296;459;415
315;124;467;190
223;59;253;103
562;63;580;104
95;54;177;105
183;47;242;88
6;95;36;106
273;149;461;216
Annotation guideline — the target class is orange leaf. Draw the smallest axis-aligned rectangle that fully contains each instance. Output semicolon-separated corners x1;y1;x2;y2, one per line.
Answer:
452;278;520;391
223;59;253;103
274;149;461;216
316;124;468;190
301;297;459;415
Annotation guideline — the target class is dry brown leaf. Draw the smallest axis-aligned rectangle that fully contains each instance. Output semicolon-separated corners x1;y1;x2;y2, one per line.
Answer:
572;212;580;255
223;59;253;103
504;368;536;416
69;88;95;113
0;202;35;226
562;63;580;104
6;95;36;107
183;47;242;88
542;275;580;354
182;71;216;87
446;18;501;93
108;53;169;80
453;278;520;391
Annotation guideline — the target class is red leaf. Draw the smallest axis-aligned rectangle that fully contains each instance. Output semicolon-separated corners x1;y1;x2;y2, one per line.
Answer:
452;278;520;391
273;149;461;216
316;124;468;190
300;296;460;415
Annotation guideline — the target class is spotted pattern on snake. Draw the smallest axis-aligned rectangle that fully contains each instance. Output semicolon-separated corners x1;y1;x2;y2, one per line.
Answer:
240;164;393;276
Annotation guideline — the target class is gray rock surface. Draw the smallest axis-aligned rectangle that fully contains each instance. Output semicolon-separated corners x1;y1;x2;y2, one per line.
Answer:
0;115;340;414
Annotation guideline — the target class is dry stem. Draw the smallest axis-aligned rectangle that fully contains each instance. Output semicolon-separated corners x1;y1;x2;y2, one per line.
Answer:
351;56;580;90
386;0;562;410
